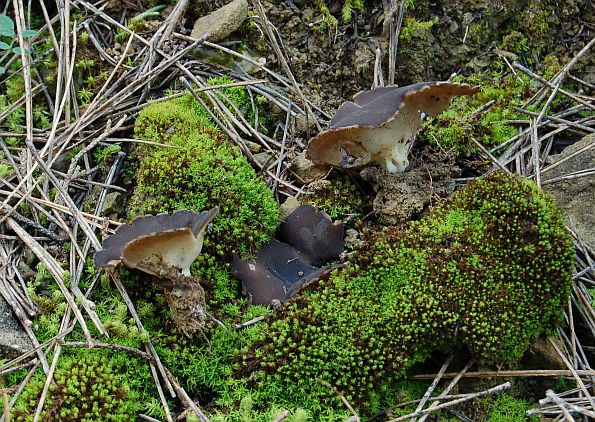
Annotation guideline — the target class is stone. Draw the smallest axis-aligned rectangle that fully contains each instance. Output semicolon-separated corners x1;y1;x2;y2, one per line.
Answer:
290;151;329;183
279;196;300;221
522;336;566;370
361;149;460;225
101;192;125;217
252;151;275;168
0;295;32;358
542;134;594;248
190;0;248;43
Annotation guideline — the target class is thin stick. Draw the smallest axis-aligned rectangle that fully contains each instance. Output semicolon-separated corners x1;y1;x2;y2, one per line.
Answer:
0;362;39;422
412;354;453;421
546;390;595;419
317;378;360;420
388;383;511;422
547;336;595;411
418;359;475;422
271;410;290;422
387;0;407;85
5;217;93;341
469;136;511;173
409;369;595;379
531;119;541;186
513;62;595;111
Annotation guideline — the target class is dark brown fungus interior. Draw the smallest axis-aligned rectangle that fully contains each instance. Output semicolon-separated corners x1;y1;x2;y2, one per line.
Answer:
278;204;344;267
231;240;326;305
232;205;344;305
94;207;218;276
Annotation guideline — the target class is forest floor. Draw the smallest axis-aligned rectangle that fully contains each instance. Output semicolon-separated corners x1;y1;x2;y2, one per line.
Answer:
0;0;594;421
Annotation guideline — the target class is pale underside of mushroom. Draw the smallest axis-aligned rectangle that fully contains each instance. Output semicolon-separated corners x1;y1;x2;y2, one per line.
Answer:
306;82;479;173
94;208;218;336
122;229;205;277
94;208;218;277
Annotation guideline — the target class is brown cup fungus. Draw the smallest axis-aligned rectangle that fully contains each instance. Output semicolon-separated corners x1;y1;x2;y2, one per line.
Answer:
307;81;479;173
232;205;344;305
94;208;218;335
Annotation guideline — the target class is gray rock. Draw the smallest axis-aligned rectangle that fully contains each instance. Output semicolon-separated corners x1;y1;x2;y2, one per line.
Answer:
279;196;300;221
252;151;275;168
0;295;32;358
101;192;125;217
191;0;248;43
361;150;459;225
290;151;329;183
523;336;566;370
542;134;594;248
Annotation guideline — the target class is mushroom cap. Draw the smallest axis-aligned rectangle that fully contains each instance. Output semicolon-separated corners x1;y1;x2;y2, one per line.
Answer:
94;207;218;276
231;239;325;305
306;81;479;170
278;204;344;267
232;205;345;305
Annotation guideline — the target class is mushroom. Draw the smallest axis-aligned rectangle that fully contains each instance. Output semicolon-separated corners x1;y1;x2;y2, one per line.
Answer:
231;239;327;305
232;205;345;305
94;208;218;277
278;204;344;267
94;208;218;336
306;82;479;173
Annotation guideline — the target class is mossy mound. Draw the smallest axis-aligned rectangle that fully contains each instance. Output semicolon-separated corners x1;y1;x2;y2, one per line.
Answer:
418;72;525;156
240;172;574;414
129;94;279;260
302;177;367;222
12;353;136;421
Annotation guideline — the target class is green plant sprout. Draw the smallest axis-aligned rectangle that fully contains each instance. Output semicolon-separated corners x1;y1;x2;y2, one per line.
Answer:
130;5;167;25
115;5;167;42
0;152;14;178
0;14;37;75
77;86;93;104
75;57;95;71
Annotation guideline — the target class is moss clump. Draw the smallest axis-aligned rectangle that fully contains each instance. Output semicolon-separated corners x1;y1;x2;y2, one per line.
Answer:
240;172;574;414
12;353;137;421
484;393;539;422
419;72;532;156
302;177;367;221
400;16;439;41
133;94;224;147
130;94;279;260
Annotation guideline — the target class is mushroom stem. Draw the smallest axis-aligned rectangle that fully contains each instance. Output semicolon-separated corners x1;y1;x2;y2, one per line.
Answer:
385;142;411;173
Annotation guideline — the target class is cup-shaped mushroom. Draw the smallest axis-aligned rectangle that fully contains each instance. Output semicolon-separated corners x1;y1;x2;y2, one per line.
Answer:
94;208;218;276
307;82;479;173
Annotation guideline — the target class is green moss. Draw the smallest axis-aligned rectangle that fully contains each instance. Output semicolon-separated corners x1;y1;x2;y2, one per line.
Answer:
11;353;139;421
19;262;170;417
501;31;529;56
419;72;531;156
400;16;439;41
130;94;279;261
340;0;364;23
240;172;574;415
520;1;558;46
302;177;367;221
485;393;539;422
312;0;338;28
0;152;13;178
542;54;563;80
378;379;431;418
